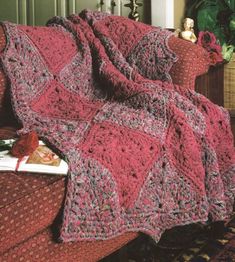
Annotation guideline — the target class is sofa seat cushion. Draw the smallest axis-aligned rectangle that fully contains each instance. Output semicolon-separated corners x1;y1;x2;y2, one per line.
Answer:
2;226;138;262
0;172;66;254
0;126;139;260
0;127;66;254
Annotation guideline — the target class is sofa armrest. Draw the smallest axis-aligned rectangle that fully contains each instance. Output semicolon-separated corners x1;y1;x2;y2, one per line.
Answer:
0;25;8;125
168;36;210;90
0;24;5;53
0;25;18;127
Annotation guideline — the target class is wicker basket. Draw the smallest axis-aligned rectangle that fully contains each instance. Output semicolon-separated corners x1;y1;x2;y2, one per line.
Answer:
224;53;235;109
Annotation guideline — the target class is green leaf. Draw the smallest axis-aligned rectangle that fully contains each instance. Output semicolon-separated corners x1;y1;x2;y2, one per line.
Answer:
0;145;12;151
222;43;235;61
229;17;235;30
213;27;227;45
188;0;235;47
197;6;219;31
0;139;15;151
227;0;235;11
186;0;217;19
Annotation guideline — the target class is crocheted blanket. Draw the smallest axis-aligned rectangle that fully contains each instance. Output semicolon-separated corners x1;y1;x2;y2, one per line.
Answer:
1;10;235;243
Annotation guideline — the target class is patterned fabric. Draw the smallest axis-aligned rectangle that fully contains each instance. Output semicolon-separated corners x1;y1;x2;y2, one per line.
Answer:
0;167;65;253
168;36;210;89
1;227;137;262
0;127;138;261
0;10;234;244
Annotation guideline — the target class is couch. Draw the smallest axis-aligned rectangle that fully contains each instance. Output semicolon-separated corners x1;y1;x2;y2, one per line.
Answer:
0;22;210;261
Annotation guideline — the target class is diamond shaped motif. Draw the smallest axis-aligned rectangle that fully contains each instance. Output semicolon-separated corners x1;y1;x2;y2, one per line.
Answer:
79;122;160;208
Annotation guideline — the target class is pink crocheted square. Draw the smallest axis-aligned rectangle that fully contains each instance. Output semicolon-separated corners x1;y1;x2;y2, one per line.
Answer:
19;25;77;74
31;80;103;121
79;121;160;208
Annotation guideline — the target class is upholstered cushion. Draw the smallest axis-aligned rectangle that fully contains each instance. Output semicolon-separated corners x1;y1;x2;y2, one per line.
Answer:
2;227;137;262
0;170;66;254
169;36;210;89
0;127;138;260
0;126;66;254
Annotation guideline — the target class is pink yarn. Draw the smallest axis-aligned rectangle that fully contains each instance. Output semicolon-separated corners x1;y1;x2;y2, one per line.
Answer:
0;10;234;243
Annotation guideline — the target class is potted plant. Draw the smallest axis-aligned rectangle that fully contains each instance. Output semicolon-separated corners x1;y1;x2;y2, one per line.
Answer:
186;0;235;61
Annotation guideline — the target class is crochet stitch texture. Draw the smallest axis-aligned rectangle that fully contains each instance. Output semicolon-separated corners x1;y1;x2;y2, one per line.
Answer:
0;10;234;243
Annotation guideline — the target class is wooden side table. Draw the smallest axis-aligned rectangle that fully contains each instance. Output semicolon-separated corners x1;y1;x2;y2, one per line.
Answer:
195;62;225;106
229;110;235;141
195;62;235;141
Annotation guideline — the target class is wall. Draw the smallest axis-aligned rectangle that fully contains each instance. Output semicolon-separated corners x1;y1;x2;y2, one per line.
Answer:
151;0;185;29
120;0;151;24
174;0;185;29
0;0;104;26
0;0;151;26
